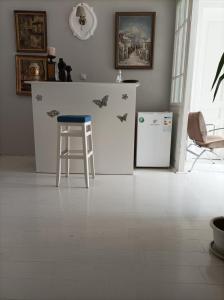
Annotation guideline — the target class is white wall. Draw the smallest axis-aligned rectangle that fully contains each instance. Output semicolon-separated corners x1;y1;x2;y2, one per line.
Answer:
187;0;224;160
0;0;175;155
190;1;224;126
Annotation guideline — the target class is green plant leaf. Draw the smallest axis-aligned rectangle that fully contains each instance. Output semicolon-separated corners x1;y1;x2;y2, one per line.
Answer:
212;52;224;90
213;73;224;102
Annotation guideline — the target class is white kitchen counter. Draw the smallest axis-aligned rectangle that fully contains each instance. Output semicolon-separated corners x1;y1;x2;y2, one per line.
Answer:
30;82;139;174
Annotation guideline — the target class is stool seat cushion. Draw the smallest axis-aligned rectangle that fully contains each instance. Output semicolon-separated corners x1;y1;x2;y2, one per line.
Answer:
57;115;92;123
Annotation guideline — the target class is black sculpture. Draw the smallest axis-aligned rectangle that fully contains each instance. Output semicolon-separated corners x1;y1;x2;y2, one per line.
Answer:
58;58;67;82
66;65;73;82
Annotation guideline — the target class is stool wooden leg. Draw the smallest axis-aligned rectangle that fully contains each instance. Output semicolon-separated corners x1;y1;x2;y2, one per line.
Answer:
65;126;70;177
82;123;90;188
56;124;62;187
89;124;95;178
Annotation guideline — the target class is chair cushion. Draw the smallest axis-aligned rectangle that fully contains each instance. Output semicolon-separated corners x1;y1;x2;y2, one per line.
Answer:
57;115;92;123
202;135;224;149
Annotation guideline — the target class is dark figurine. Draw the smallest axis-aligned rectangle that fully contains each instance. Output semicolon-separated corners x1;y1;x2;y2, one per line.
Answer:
66;65;73;82
58;58;67;82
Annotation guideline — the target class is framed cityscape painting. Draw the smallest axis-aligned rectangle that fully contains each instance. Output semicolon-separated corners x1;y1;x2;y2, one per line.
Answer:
14;10;47;53
16;55;47;96
115;12;156;69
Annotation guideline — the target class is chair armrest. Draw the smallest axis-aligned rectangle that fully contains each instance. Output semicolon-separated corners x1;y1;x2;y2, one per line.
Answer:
206;123;216;134
208;127;224;133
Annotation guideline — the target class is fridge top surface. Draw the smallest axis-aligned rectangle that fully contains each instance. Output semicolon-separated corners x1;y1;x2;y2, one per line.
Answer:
137;112;173;115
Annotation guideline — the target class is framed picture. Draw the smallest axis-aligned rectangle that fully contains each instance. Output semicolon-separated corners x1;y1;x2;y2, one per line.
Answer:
14;10;47;53
115;12;156;69
16;55;47;96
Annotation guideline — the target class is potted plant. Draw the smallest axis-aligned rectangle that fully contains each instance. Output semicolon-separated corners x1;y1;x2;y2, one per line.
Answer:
210;217;224;259
212;52;224;101
210;52;224;259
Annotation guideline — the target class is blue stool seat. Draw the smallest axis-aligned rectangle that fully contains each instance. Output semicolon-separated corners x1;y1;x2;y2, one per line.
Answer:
57;115;92;123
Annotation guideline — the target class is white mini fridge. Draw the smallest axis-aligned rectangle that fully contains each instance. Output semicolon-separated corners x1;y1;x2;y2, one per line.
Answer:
136;112;173;167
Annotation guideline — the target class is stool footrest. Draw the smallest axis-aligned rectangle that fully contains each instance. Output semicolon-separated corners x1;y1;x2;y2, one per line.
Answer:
88;151;93;158
61;130;92;137
61;150;69;156
60;154;84;159
61;130;82;137
60;150;93;160
68;150;83;154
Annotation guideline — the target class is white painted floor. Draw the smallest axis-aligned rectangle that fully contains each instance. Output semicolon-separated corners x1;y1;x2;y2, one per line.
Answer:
0;156;224;300
185;158;224;173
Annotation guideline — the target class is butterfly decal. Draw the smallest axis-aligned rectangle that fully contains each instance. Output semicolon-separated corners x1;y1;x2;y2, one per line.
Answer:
122;94;128;100
117;113;128;123
93;95;109;108
47;110;60;118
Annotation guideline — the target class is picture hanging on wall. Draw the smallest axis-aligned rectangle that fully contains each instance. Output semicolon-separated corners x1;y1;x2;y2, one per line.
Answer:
115;12;156;69
14;10;47;53
16;55;47;96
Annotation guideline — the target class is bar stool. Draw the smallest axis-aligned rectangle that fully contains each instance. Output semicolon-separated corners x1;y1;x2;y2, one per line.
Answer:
56;115;95;188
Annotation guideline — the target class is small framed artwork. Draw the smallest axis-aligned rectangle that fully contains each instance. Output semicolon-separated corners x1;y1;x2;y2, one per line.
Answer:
16;55;47;96
14;10;47;53
115;12;156;69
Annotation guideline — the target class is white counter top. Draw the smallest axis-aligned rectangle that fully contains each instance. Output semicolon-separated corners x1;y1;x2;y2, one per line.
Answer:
27;81;140;87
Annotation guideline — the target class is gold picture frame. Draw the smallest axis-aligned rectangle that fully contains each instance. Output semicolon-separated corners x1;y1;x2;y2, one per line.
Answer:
16;55;47;96
15;10;47;53
115;12;156;69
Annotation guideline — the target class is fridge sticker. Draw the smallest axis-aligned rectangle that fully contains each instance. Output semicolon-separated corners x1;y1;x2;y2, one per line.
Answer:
150;119;161;126
163;116;172;132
